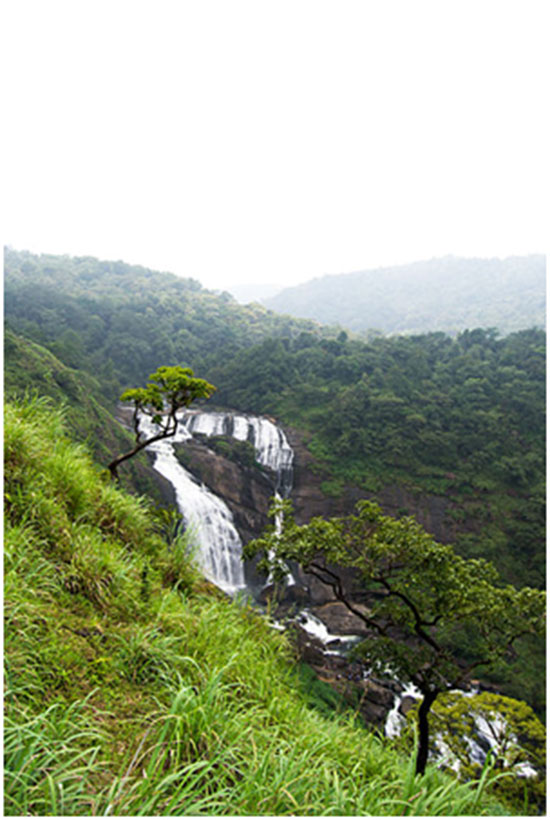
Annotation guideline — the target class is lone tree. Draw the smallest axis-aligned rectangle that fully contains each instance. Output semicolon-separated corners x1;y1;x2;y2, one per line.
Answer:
244;499;545;776
107;365;216;480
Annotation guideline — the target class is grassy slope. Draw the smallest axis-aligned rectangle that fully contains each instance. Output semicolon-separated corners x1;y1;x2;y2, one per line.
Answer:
4;396;507;816
4;328;171;505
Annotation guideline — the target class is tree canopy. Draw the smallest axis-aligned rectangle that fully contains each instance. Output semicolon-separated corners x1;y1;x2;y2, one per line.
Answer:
107;366;216;479
245;500;545;775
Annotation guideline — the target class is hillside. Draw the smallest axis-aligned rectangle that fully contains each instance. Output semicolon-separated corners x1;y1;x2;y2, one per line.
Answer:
262;255;546;336
4;396;509;816
4;249;545;590
3;246;546;813
3;329;173;506
4;247;329;399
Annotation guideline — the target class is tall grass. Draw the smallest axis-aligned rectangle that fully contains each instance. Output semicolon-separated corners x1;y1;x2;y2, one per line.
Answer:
4;693;105;816
4;396;509;815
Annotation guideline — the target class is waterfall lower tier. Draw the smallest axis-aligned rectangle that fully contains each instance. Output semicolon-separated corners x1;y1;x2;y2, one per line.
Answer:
145;436;246;595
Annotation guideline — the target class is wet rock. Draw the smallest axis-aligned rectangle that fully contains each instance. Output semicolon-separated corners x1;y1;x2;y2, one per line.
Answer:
370;676;402;695
360;680;396;709
310;601;371;637
399;695;418;716
256;581;311;608
327;638;344;649
358;699;389;726
292;624;328;666
175;440;274;544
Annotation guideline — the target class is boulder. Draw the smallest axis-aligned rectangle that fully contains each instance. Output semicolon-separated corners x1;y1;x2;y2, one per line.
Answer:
310;601;371;637
399;695;419;716
360;680;396;709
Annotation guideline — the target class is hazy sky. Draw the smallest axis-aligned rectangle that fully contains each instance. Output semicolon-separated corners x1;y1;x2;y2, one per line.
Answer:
3;0;547;290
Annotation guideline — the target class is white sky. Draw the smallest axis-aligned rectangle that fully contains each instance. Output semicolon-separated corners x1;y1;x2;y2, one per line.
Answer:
2;0;548;290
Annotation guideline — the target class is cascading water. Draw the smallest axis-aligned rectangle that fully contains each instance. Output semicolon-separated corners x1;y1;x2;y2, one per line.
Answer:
138;409;295;595
183;410;296;586
385;682;422;739
138;414;246;594
182;411;294;495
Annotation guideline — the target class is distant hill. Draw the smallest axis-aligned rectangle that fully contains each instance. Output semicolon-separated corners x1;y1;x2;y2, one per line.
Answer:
262;255;546;335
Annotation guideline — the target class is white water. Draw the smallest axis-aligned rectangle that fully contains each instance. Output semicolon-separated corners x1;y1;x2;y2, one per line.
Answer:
384;685;537;778
385;682;423;738
139;417;246;594
183;410;294;494
183;410;296;587
296;610;362;652
138;409;294;595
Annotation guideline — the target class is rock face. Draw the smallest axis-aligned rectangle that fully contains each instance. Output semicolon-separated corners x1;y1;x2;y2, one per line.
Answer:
173;440;275;545
285;425;463;544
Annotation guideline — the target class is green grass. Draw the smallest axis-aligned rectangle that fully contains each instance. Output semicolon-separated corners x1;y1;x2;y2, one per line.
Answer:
4;395;510;815
4;329;172;504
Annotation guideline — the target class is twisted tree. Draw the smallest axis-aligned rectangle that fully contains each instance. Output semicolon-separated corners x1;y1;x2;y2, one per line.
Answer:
245;499;545;776
107;365;215;480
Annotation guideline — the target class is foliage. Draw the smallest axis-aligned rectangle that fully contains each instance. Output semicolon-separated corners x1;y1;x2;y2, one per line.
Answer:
107;365;216;479
3;329;169;504
245;499;545;775
213;326;546;592
4;246;324;398
400;692;546;813
4;395;510;815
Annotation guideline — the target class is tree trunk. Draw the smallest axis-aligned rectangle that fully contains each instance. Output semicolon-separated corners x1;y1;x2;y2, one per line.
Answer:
415;689;439;776
107;441;150;481
107;428;176;481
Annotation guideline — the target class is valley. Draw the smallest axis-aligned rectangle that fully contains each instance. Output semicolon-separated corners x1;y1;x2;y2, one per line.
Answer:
4;247;546;814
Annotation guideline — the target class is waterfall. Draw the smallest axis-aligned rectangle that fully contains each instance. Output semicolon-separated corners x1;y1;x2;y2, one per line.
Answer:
183;409;296;587
138;409;294;595
183;410;294;495
138;415;246;594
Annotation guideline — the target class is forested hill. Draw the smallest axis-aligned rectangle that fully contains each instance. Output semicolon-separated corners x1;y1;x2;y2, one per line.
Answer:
3;247;330;400
263;255;546;335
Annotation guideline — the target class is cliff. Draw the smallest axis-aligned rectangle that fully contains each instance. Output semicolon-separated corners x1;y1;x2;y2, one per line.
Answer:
285;425;464;545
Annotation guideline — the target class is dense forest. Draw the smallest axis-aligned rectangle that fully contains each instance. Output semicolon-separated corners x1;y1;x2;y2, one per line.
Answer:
263;255;546;336
4;247;546;813
4;247;327;400
210;326;546;592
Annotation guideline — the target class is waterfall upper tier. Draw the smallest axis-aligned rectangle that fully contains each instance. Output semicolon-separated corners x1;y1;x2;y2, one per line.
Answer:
183;410;294;496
